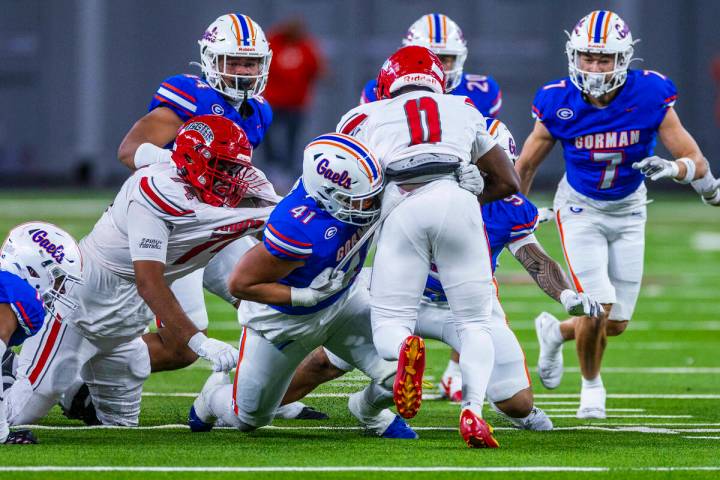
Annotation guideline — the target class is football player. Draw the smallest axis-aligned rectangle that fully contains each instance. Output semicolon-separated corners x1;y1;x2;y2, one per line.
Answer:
515;10;717;419
360;13;502;119
189;133;418;440
337;46;519;447
3;116;270;427
0;222;82;444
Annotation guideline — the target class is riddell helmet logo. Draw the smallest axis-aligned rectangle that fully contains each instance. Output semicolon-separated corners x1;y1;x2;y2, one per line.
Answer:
30;230;66;263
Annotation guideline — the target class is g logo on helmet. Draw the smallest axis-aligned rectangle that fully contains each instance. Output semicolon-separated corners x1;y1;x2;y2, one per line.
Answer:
556;108;574;120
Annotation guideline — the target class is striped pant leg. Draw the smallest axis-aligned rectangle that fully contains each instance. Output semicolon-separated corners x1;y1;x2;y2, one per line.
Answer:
7;318;94;425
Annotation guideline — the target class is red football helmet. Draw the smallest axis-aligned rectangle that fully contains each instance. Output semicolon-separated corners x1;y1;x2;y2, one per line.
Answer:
172;115;253;208
376;45;446;100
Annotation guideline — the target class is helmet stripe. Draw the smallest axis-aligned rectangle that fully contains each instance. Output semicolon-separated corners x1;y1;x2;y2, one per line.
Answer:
324;133;381;179
593;11;606;43
310;134;380;181
243;15;256;46
601;11;613;42
587;11;598;42
230;14;243;47
426;15;434;44
237;14;252;46
433;13;442;43
440;14;447;43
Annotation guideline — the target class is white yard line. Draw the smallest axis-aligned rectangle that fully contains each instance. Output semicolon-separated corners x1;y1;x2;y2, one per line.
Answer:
542;408;645;413
684;436;720;440
1;466;720;473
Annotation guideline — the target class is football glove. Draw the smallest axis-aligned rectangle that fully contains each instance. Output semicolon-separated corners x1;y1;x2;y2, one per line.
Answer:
560;289;604;318
290;267;346;307
691;170;720;206
537;207;555;224
188;333;239;372
633;156;695;183
456;163;485;196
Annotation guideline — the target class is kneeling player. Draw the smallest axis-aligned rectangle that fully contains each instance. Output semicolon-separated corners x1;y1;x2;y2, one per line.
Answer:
189;133;417;439
0;223;83;443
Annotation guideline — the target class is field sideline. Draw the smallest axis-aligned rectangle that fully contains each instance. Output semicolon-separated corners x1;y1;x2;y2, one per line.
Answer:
0;190;719;480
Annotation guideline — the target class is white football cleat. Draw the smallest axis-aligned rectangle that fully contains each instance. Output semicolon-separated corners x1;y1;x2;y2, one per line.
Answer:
577;385;607;419
535;312;564;389
489;402;554;431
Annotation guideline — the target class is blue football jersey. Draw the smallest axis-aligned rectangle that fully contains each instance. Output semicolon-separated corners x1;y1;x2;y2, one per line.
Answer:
0;270;45;347
360;73;502;118
423;193;539;302
149;74;273;148
262;180;371;315
532;69;677;200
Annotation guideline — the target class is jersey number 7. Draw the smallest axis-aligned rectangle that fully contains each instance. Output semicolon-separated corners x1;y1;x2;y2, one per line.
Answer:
404;97;442;146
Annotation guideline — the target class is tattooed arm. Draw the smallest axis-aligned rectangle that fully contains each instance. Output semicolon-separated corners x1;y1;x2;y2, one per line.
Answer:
510;239;571;302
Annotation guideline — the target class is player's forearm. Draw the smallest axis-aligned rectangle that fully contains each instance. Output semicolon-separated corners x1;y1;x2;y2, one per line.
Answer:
229;280;292;305
136;281;198;343
514;243;571;302
479;175;519;204
516;161;539;196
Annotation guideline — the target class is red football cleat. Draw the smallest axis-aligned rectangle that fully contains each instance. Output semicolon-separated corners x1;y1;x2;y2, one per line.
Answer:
450;390;463;403
393;335;425;419
459;409;499;448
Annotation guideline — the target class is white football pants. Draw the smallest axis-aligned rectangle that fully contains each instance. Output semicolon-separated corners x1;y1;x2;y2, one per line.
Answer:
370;179;495;415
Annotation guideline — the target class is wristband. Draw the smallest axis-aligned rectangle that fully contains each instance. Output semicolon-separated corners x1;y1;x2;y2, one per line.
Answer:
290;287;317;307
673;157;695;184
188;331;208;354
134;143;172;169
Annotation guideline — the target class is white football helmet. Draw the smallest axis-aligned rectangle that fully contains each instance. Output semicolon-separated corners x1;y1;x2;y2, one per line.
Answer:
0;222;83;321
487;119;518;164
566;10;637;98
402;13;468;92
197;13;272;103
302;133;384;226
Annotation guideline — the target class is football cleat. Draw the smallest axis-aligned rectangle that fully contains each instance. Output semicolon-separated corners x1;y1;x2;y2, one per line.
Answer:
189;372;229;432
294;406;329;421
535;312;564;389
459;409;499;448
381;415;419;440
2;348;17;391
393;335;425;419
188;405;214;432
4;429;38;444
489;402;554;431
60;384;101;426
577;385;607;419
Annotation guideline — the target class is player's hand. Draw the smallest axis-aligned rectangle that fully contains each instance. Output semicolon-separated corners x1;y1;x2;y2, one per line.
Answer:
188;333;239;372
560;289;604;318
456;163;485;196
632;156;679;181
291;267;346;307
538;207;555;224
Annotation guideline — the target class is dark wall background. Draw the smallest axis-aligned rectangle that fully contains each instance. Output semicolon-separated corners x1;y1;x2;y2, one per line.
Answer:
1;0;718;190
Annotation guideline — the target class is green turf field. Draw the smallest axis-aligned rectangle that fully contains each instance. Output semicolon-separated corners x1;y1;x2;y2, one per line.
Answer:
1;190;719;479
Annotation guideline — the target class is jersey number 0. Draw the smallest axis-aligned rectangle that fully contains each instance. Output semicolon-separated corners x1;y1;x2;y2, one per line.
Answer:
404;97;442;145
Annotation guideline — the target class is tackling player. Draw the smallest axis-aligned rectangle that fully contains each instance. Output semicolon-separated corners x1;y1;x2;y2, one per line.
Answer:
0;222;82;444
189;133;418;439
3;116;270;427
515;10;718;418
360;13;502;119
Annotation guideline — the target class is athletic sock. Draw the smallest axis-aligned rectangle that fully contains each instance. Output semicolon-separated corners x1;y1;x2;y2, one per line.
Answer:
581;375;603;389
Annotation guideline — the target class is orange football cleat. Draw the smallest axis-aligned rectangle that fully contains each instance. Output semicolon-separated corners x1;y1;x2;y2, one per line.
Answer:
459;409;499;448
393;335;425;419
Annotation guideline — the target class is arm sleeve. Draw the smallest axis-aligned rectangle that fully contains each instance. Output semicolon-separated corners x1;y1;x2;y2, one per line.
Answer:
127;201;171;263
508;199;540;244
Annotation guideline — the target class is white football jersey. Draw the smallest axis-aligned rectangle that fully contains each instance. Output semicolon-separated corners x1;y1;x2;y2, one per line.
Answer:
81;162;274;283
336;90;496;169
